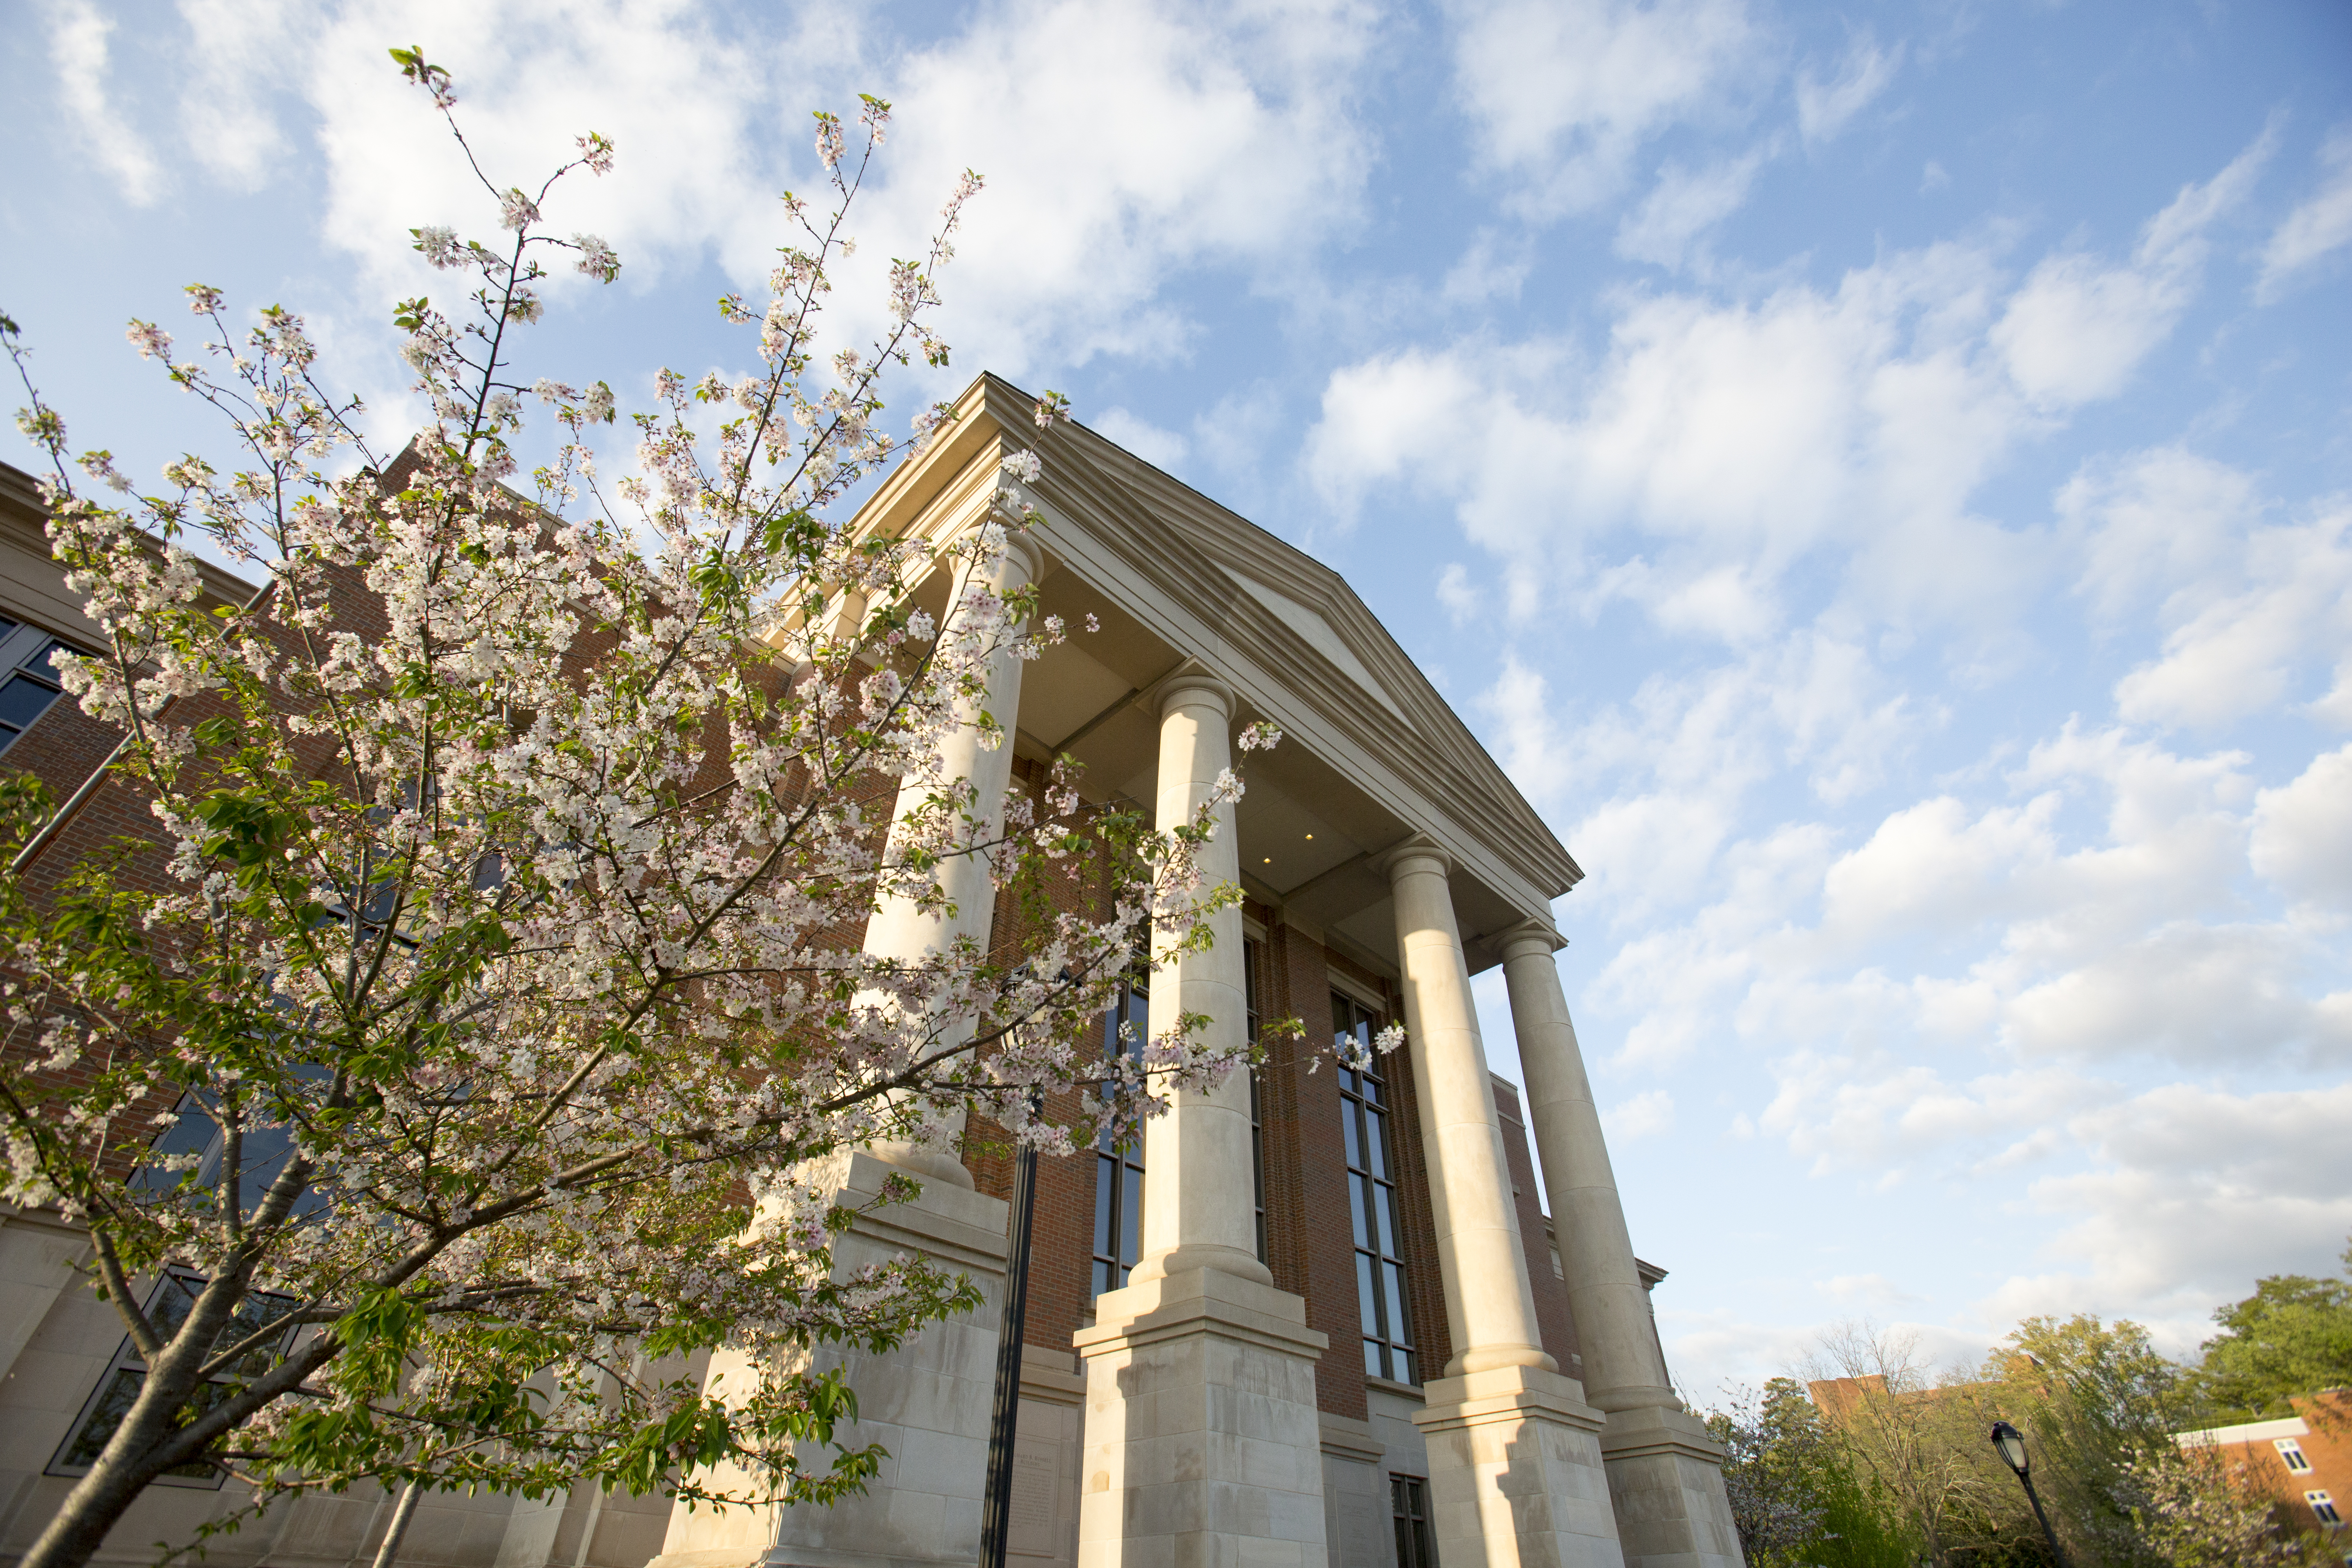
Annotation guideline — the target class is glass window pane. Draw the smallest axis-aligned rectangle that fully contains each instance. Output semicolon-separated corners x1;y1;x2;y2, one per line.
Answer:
1397;1349;1417;1385
1092;1259;1111;1298
1341;1104;1361;1169
0;675;59;730
1094;1157;1115;1256
1363;1339;1383;1378
1120;1162;1143;1265
1361;1065;1383;1107
148;1277;203;1344
1374;1183;1398;1257
1349;1176;1370;1249
1363;1108;1386;1178
56;1368;145;1470
1356;1253;1380;1336
1384;1262;1412;1345
236;1123;298;1214
215;1294;296;1376
22;640;65;681
136;1099;221;1193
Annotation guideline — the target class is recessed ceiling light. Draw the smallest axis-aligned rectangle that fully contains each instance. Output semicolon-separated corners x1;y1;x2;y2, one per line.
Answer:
1262;857;1272;864
1304;833;1314;840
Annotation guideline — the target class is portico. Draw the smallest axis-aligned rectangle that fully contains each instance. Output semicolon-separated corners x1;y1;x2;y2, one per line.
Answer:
651;372;1738;1568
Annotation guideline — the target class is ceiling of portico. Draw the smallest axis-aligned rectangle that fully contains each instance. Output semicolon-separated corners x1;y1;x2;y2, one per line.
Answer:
1009;572;1536;976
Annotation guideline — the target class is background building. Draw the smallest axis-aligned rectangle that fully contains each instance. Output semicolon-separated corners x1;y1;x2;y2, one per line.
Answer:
0;372;1738;1568
2175;1393;2352;1546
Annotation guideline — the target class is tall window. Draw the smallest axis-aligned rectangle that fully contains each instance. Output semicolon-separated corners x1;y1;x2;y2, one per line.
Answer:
0;618;75;755
2308;1490;2343;1527
1090;974;1149;1298
2278;1437;2314;1473
49;1272;297;1486
1391;1476;1437;1568
1336;990;1416;1384
1245;938;1266;1267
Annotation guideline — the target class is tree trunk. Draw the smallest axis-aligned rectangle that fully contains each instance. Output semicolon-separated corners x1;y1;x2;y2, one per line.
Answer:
18;1361;215;1568
370;1482;424;1568
18;1263;270;1568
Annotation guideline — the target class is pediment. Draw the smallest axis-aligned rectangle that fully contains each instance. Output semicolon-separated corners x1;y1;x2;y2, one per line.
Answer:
1224;569;1406;720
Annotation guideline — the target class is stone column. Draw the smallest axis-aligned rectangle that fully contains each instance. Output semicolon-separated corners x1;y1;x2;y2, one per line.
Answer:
1131;669;1270;1287
1384;836;1625;1568
1500;924;1740;1568
861;528;1044;1186
1072;668;1329;1568
648;528;1036;1568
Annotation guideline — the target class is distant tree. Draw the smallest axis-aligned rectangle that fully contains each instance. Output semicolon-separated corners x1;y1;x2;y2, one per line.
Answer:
1805;1304;2350;1568
1707;1377;1913;1568
1711;1381;1827;1564
1961;1314;2190;1566
1807;1323;2000;1568
2193;1239;2352;1424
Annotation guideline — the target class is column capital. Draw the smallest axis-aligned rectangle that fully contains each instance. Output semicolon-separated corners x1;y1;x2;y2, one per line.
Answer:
939;509;1047;582
963;522;1045;586
1375;830;1452;883
1145;659;1235;722
1497;918;1566;960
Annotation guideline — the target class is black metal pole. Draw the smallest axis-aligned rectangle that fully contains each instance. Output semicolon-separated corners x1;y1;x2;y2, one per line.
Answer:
978;1125;1038;1568
2016;1471;2069;1568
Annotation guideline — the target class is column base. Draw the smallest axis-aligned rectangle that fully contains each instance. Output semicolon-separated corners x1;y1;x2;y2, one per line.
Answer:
1071;1267;1330;1568
649;1150;1009;1568
1596;1405;1742;1568
1410;1365;1628;1568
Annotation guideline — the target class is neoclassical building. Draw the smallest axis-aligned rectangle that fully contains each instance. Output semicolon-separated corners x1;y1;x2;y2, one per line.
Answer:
0;375;1737;1568
650;374;1738;1568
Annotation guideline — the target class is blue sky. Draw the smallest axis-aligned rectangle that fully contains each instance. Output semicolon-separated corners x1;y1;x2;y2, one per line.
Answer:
7;0;2350;1400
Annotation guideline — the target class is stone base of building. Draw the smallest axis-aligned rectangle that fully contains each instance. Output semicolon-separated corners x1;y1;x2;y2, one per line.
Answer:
1411;1365;1627;1568
1596;1405;1742;1568
1070;1266;1329;1568
648;1149;1010;1568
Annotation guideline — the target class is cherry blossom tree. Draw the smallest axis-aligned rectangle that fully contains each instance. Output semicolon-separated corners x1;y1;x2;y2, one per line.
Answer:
0;50;1287;1568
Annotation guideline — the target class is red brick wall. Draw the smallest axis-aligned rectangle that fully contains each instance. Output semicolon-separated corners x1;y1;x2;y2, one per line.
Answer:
1494;1077;1583;1380
1256;918;1368;1419
962;755;1120;1367
2187;1391;2352;1539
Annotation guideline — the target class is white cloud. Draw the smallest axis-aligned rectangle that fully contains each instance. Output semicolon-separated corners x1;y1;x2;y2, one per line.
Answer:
2062;446;2260;624
2250;744;2352;913
43;0;160;205
1441;229;1533;305
2258;125;2352;303
1087;407;1189;471
1991;132;2271;409
1795;30;1901;147
1818;1273;1927;1308
158;0;1379;388
1602;1087;1676;1141
1614;147;1774;268
1435;562;1480;624
1301;131;2276;646
2111;498;2352;731
1448;0;1762;217
172;0;305;187
1980;1081;2352;1351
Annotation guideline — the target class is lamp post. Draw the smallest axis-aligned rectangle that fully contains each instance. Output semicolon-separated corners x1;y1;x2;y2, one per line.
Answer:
1989;1420;2069;1567
977;1092;1041;1568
